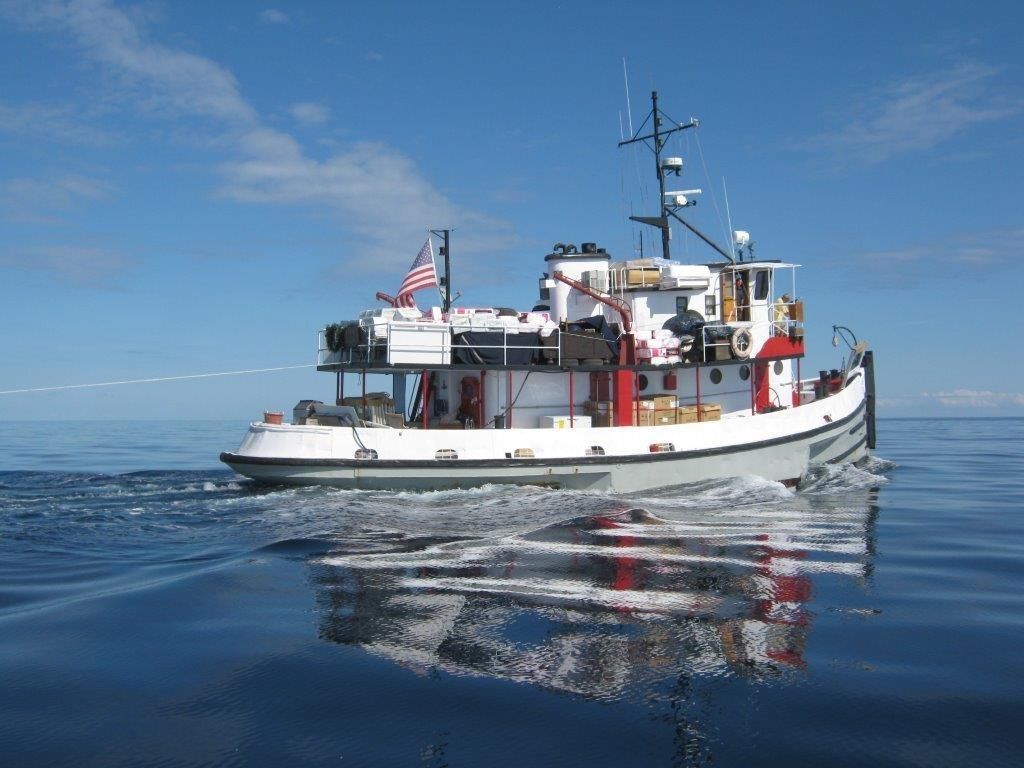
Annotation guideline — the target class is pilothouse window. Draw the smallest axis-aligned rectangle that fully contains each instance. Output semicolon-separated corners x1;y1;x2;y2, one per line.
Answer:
755;270;770;301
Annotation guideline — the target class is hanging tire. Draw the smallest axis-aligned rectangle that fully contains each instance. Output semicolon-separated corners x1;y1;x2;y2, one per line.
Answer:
730;328;753;359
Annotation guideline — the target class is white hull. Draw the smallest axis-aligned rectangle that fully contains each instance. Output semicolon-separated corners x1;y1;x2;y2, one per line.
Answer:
221;374;869;492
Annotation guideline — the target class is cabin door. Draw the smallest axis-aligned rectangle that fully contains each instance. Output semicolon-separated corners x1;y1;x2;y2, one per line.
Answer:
721;269;751;322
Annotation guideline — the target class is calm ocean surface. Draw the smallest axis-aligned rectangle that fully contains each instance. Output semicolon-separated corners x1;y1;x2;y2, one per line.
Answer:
1;418;1021;767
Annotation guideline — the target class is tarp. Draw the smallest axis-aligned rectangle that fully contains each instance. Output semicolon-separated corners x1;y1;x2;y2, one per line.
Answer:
566;316;619;361
451;331;539;365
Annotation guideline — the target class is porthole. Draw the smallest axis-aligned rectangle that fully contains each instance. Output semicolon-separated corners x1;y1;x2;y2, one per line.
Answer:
638;374;649;391
513;448;535;458
774;361;784;375
435;448;459;460
739;365;750;381
354;448;378;460
585;445;606;456
709;368;722;385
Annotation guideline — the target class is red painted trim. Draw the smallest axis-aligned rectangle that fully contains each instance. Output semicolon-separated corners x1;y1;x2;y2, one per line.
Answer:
756;336;804;359
754;362;770;412
613;369;634;427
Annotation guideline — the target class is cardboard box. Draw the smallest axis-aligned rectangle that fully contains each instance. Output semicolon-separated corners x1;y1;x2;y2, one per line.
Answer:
654;410;677;426
676;405;699;424
699;403;722;421
639;394;678;410
675;404;722;422
584;400;614;415
633;409;656;427
593;413;614;428
626;268;660;286
790;300;805;322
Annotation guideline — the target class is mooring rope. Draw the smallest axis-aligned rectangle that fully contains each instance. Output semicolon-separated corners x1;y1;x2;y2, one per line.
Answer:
0;364;316;395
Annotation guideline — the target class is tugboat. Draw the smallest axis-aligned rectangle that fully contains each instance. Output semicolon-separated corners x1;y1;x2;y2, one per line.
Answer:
221;91;876;491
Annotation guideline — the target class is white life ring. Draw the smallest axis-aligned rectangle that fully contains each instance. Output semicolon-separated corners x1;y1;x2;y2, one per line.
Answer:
730;328;753;359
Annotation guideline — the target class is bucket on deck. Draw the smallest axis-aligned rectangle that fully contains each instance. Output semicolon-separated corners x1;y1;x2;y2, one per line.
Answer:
263;411;284;425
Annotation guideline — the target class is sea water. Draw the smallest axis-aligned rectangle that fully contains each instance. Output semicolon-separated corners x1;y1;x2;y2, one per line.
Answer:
0;419;1021;766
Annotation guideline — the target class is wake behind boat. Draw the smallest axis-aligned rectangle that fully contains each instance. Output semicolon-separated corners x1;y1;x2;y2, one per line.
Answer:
221;91;876;491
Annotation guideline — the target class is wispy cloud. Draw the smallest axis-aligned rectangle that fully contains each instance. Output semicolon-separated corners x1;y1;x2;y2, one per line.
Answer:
288;101;329;126
923;389;1024;409
0;102;121;145
259;9;289;25
2;0;513;272
0;173;115;222
811;62;1019;164
0;244;134;287
843;227;1024;288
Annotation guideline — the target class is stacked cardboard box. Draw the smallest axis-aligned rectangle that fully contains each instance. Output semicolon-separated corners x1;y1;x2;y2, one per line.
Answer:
585;395;692;426
584;399;614;427
699;403;722;421
676;403;722;422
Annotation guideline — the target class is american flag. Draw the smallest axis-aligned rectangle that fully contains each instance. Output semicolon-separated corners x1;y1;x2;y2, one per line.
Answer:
395;237;438;308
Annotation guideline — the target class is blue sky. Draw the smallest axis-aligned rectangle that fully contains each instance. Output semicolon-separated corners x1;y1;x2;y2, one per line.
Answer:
1;0;1022;420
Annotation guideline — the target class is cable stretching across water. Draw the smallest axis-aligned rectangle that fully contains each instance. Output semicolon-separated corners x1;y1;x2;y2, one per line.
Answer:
0;364;315;395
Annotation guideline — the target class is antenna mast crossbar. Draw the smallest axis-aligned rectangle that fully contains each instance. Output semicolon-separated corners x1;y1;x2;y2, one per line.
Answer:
618;90;737;262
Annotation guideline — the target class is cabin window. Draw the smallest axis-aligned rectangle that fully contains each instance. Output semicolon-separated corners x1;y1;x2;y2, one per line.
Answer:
705;295;716;319
585;445;606;456
739;365;750;381
354;449;378;460
675;296;689;314
710;368;723;384
513;448;535;458
774;361;784;375
435;449;459;460
754;270;770;301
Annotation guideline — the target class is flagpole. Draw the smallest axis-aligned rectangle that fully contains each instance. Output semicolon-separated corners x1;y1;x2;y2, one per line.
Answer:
430;228;451;312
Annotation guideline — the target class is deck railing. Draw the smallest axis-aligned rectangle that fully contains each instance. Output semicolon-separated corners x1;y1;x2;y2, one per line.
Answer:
317;314;803;368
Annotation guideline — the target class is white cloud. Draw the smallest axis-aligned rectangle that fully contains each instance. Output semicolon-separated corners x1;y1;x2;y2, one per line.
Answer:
288;101;329;126
10;0;257;124
0;102;121;145
260;9;289;25
0;174;115;223
811;62;1019;164
0;244;134;287
923;389;1024;409
2;0;514;273
846;227;1024;288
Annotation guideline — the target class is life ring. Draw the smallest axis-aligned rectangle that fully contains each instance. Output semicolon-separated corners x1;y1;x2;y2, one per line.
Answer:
730;328;753;359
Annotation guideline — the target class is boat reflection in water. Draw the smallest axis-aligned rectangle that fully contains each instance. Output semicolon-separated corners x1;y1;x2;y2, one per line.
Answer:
311;464;883;710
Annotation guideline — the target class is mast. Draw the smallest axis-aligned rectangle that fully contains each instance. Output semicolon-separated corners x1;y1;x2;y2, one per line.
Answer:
618;90;733;264
652;91;670;259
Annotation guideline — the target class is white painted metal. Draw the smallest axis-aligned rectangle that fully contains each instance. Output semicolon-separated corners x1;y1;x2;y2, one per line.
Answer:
223;375;867;491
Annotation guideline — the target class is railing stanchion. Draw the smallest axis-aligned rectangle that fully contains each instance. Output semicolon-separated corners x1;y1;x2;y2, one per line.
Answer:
569;370;575;427
696;365;702;422
421;370;428;430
